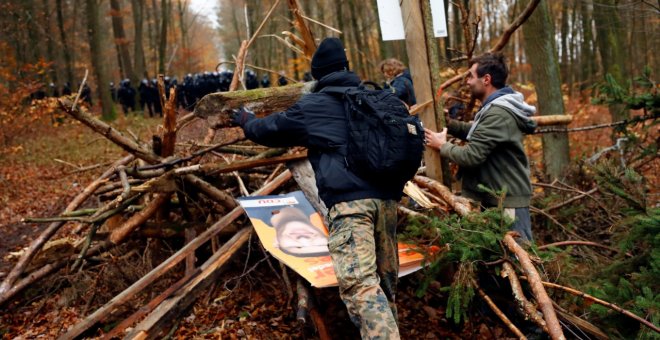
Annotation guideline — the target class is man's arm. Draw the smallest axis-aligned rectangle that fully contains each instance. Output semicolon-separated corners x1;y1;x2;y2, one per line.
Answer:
240;102;309;148
439;110;512;167
446;119;472;141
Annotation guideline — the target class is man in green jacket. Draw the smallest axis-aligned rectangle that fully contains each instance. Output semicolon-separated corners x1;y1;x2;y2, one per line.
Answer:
425;52;537;241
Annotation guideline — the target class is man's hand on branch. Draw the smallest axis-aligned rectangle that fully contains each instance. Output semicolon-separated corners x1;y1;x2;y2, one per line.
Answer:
424;128;447;151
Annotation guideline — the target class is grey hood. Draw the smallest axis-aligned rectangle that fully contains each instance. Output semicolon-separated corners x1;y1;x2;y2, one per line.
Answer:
466;90;537;140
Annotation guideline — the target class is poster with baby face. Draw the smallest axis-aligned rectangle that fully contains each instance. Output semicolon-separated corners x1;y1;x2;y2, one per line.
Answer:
238;191;429;288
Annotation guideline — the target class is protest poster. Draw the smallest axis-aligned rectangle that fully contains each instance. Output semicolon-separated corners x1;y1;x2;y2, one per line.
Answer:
238;191;432;287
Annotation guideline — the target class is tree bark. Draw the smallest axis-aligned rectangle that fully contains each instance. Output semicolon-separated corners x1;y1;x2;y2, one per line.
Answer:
110;0;135;83
158;0;169;74
85;0;115;120
593;0;629;122
522;0;570;180
503;232;566;340
578;0;594;90
41;0;59;84
131;0;147;79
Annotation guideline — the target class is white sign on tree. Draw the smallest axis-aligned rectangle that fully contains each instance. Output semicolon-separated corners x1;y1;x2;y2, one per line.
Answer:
430;0;448;38
377;0;448;41
376;0;405;41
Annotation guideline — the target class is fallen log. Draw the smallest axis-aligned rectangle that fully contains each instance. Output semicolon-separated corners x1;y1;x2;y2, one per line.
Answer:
413;175;474;216
59;170;292;340
123;227;252;340
503;232;566;340
193;82;571;131
193;82;315;121
501;261;548;333
0;155;134;298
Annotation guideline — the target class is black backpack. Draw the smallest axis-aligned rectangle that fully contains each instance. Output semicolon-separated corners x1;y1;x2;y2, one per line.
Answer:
321;84;424;186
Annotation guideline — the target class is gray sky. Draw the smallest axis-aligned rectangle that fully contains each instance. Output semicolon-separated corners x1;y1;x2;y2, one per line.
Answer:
189;0;220;29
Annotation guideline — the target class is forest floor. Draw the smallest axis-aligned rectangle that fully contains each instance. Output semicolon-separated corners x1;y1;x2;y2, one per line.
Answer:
0;96;656;338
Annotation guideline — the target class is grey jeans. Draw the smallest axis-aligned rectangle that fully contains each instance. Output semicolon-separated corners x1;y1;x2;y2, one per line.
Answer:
504;207;533;242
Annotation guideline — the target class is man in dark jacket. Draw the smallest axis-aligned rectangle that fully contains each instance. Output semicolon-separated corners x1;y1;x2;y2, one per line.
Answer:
233;38;402;339
425;52;537;241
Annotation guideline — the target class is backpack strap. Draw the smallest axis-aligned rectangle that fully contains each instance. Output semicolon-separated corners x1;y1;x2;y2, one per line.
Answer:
319;86;355;95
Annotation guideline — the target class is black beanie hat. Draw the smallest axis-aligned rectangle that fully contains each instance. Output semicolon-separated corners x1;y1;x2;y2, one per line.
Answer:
311;38;349;80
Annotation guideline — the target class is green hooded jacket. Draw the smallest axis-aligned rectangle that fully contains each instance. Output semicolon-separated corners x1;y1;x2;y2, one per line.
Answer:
439;90;537;208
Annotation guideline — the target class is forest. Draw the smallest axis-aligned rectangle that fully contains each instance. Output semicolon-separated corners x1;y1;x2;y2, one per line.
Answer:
0;0;658;339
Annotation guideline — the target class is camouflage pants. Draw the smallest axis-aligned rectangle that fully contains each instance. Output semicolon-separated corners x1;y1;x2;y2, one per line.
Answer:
327;199;400;340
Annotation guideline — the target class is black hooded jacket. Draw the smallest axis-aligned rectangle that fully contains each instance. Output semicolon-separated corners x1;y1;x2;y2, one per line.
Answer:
240;71;404;207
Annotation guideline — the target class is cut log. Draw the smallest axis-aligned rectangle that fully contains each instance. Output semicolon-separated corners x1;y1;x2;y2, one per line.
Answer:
0;155;134;298
193;82;316;121
503;232;566;340
123;227;252;340
59;170;292;340
531;115;573;126
414;176;474;216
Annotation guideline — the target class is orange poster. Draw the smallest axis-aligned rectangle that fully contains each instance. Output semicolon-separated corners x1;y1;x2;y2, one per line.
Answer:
237;191;429;288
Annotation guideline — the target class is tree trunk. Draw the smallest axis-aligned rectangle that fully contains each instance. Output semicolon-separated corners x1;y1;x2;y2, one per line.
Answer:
177;0;189;72
42;0;59;84
110;0;135;83
131;0;147;79
85;0;115;120
522;0;570;180
560;0;569;86
578;0;594;91
593;0;628;121
24;0;41;65
158;0;168;74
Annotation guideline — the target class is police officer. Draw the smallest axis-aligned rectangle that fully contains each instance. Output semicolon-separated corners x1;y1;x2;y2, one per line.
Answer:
245;69;259;90
260;74;271;88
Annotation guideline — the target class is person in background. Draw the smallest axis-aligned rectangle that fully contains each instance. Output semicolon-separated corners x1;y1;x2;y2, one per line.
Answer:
109;82;117;103
260;74;271;88
424;52;537;242
379;58;416;106
277;71;289;86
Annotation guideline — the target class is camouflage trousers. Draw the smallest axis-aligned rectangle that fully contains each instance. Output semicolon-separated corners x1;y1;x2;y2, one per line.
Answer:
327;199;400;340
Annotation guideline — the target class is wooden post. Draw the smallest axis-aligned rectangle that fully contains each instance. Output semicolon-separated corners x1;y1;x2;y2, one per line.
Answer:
401;0;443;182
420;0;453;186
